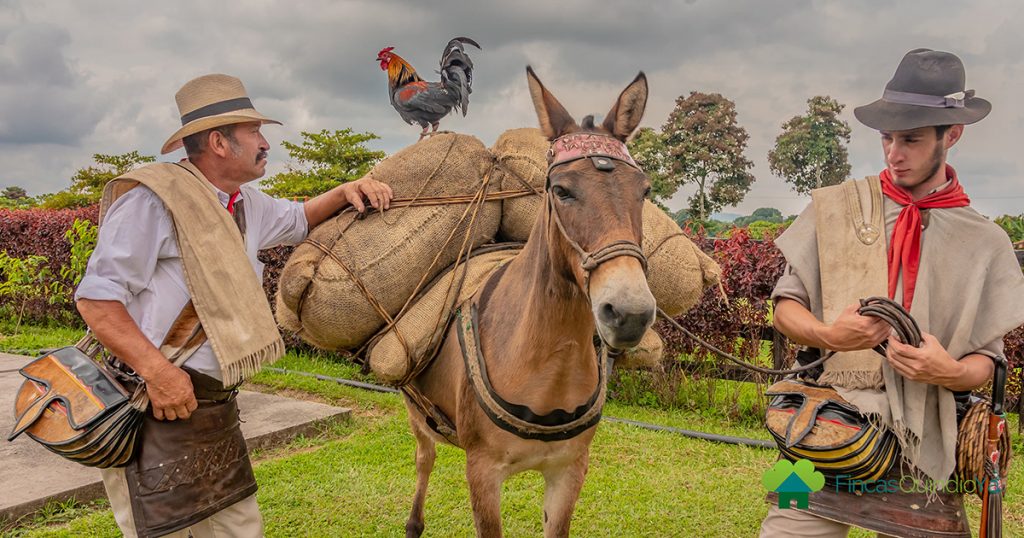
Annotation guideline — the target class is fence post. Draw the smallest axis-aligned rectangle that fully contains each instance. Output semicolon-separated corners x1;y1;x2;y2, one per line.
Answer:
771;328;787;371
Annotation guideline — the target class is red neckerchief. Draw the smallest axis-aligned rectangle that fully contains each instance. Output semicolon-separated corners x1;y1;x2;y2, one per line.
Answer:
880;164;970;310
227;191;241;215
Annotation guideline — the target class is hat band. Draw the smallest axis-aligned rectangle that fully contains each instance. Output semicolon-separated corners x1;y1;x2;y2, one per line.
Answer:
180;97;254;125
881;89;974;109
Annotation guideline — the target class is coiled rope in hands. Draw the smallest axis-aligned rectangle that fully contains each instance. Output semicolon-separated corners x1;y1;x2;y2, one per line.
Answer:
656;296;916;376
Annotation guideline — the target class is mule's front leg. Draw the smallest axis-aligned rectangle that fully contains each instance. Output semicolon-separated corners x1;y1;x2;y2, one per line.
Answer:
541;454;590;538
406;423;437;537
466;454;507;538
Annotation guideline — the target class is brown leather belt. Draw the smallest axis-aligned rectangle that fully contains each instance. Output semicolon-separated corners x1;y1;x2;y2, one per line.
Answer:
184;368;239;403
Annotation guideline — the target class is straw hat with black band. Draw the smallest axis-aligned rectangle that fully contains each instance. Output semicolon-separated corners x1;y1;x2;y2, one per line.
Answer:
853;48;990;131
161;74;282;154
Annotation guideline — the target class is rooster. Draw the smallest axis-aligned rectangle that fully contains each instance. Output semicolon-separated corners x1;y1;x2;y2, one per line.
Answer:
377;37;481;139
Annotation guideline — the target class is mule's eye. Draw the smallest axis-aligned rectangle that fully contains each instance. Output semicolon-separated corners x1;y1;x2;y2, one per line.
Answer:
552;185;574;201
643;186;652;199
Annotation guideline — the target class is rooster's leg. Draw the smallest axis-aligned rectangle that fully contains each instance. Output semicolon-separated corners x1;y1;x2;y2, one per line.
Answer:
418;125;429;140
420;123;442;138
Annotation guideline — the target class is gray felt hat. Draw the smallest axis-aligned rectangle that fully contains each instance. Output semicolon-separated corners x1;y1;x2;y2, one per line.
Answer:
854;48;990;131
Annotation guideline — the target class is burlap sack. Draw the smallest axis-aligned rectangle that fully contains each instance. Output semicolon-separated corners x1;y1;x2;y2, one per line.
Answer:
367;246;521;382
488;127;721;317
613;328;665;370
276;134;500;350
490;128;548;242
642;200;721;317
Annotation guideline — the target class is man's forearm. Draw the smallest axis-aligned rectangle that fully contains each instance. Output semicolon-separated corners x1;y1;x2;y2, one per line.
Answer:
76;298;169;379
939;353;994;392
773;298;831;348
304;187;347;228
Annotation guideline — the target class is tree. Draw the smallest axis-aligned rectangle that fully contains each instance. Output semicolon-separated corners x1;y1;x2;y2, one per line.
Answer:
2;186;27;200
627;127;673;210
734;207;783;227
662;92;754;221
768;96;851;195
40;151;156;209
0;186;35;209
260;129;385;198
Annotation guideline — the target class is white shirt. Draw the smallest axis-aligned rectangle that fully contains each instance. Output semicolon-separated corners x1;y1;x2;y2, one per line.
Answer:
75;179;308;380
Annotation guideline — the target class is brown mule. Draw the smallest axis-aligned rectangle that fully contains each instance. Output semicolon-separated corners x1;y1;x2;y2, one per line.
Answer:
402;67;656;538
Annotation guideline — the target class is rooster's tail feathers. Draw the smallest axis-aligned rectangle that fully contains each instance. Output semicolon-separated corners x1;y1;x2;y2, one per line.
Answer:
439;37;479;112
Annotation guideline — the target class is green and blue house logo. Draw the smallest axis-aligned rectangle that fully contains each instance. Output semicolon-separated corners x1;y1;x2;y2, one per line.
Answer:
762;459;825;509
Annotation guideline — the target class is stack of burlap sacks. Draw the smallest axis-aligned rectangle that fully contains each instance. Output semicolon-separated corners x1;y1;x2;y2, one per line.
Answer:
276;129;721;383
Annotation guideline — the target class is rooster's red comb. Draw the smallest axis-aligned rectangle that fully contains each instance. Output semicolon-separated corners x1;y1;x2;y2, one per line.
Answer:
377;46;395;56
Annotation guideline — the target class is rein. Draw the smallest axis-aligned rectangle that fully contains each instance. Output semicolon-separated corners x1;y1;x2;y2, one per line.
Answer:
660;296;920;376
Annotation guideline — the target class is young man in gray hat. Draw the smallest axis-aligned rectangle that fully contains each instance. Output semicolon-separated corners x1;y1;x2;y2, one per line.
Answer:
759;49;1024;537
75;74;392;537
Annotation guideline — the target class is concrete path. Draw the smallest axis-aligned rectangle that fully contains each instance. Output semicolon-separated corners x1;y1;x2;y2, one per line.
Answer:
0;352;350;525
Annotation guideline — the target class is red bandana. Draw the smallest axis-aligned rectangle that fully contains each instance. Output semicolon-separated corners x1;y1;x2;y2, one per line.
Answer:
880;165;970;310
227;191;241;215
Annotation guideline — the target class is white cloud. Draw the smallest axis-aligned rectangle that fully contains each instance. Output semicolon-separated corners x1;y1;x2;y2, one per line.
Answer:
1;0;1023;219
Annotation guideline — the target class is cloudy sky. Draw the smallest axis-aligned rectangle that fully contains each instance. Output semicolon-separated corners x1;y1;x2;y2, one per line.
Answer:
2;0;1022;217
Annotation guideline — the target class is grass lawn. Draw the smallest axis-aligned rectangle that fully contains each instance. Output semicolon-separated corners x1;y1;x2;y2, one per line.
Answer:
0;318;83;355
3;343;1023;536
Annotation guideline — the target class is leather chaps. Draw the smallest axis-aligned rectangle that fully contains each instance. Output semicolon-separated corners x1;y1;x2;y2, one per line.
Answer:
124;370;255;538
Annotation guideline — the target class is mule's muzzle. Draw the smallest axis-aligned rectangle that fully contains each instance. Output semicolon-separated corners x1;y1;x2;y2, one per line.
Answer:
596;299;655;349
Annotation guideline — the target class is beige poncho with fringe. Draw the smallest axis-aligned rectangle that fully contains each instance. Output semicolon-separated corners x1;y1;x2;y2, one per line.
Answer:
774;177;1024;482
101;161;285;385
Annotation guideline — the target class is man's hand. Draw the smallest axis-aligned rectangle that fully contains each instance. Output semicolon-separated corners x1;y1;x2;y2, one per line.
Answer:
305;177;395;227
886;333;962;385
144;361;198;421
342;177;394;213
817;303;891;352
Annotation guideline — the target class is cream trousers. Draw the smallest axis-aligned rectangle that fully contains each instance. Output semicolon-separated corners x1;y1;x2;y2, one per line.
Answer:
760;504;898;538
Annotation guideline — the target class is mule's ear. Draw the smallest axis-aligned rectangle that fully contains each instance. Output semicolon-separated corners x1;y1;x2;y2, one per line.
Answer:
602;72;648;141
526;66;577;140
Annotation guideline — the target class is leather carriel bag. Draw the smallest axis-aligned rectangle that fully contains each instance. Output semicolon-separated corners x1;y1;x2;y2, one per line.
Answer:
7;301;206;468
765;378;899;484
7;334;147;468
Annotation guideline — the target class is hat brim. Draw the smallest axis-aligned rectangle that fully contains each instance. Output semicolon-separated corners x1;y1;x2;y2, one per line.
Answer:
853;98;990;131
161;109;282;154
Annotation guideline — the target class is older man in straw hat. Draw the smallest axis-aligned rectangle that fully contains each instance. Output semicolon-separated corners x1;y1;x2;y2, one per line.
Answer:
74;74;392;537
759;49;1024;537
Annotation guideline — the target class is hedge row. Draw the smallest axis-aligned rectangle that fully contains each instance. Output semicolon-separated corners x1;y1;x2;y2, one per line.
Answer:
0;206;99;325
3;207;1021;406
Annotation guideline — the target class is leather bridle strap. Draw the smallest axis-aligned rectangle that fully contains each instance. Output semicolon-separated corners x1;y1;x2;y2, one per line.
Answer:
544;132;649;297
546;193;648;276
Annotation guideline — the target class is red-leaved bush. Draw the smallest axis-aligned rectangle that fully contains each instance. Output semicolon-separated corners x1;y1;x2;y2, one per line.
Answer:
4;208;1022;409
658;227;788;369
0;206;99;325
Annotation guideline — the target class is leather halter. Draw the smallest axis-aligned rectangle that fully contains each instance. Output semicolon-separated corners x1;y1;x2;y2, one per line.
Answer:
545;132;648;296
547;132;641;174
